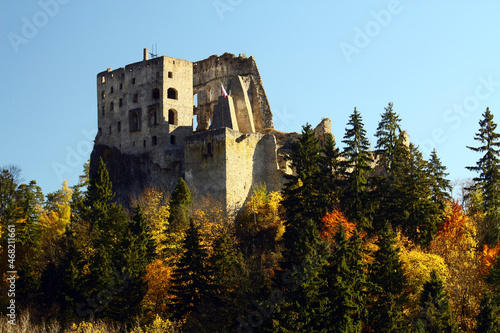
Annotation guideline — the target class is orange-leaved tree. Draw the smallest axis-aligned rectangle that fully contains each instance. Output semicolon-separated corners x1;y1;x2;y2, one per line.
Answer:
320;208;356;243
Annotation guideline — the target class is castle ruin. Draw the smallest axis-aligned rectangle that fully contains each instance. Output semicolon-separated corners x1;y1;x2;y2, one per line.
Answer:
90;50;331;213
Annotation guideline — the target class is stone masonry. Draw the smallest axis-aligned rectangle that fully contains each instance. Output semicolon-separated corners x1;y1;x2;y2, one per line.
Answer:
90;50;332;214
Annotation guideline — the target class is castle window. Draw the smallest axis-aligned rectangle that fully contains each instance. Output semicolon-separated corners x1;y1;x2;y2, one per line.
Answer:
119;98;123;107
149;108;158;126
101;91;106;99
102;105;105;116
110;86;114;94
152;136;158;146
133;93;138;103
117;121;121;132
168;109;177;125
143;140;146;148
167;88;177;100
109;126;112;134
168;71;173;78
152;88;160;100
101;75;105;83
207;142;212;156
110;101;114;111
120;83;123;90
129;109;141;132
170;135;176;145
98;127;102;136
208;87;212;101
132;78;136;84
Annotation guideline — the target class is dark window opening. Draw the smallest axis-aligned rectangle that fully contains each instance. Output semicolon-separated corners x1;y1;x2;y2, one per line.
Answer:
133;141;135;147
167;88;177;100
152;88;160;100
170;135;176;145
102;106;105;116
129;109;141;132
149;108;158;126
117;121;121;132
98;127;102;136
110;86;114;94
110;101;114;111
133;93;138;103
168;109;176;125
143;140;146;148
109;126;112;134
207;142;212;156
132;78;136;84
120;83;123;90
119;98;123;107
152;136;158;146
168;71;173;78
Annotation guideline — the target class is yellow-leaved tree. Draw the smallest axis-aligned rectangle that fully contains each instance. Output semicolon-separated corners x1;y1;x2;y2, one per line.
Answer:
39;180;72;263
142;258;174;318
131;187;171;257
430;201;483;331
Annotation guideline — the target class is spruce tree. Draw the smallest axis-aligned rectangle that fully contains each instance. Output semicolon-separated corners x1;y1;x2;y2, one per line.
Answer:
340;107;373;230
476;291;500;333
323;226;368;332
428;149;452;212
319;132;343;211
369;223;407;332
375;102;403;173
171;219;210;321
417;270;455;332
169;177;192;232
466;107;500;244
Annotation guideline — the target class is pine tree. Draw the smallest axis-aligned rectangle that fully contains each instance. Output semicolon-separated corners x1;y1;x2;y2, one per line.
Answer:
369;223;407;332
319;132;343;212
171;219;210;321
340;107;373;230
466;107;500;244
323;226;368;332
417;270;455;332
375;102;403;173
428;149;452;212
476;291;500;333
169;177;192;231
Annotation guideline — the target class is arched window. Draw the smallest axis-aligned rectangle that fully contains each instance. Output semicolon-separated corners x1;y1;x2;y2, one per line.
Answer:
149;108;158;126
168;109;176;125
129;109;141;132
167;88;177;100
152;88;160;100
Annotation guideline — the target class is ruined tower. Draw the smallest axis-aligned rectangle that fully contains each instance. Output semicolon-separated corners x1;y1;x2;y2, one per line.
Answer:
91;50;331;213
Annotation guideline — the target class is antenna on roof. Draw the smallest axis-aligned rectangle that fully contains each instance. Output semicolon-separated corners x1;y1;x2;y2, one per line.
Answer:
150;43;158;59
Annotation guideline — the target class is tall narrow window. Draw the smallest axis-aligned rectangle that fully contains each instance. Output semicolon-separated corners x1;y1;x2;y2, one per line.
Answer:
168;109;176;125
117;121;121;132
152;88;160;100
129;109;141;132
101;91;106;99
102;106;105;116
149;108;158;126
101;75;105;83
110;101;114;111
207;142;212;156
133;93;138;103
152;136;158;146
167;88;177;100
132;78;136;84
120;83;123;90
168;71;173;78
110;86;114;94
170;135;176;145
119;98;123;107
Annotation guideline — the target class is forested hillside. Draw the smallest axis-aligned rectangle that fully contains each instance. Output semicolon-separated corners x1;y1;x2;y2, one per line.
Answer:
1;105;499;332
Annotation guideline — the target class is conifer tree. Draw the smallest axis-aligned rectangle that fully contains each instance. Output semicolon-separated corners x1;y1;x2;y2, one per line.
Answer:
323;226;368;332
319;132;343;211
476;292;500;333
169;177;192;231
340;107;373;230
369;223;407;332
428;148;452;212
417;270;456;332
171;219;210;321
375;102;403;173
466;107;500;244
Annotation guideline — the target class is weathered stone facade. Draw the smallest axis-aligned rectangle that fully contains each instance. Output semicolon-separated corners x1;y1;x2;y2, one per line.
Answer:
90;50;331;213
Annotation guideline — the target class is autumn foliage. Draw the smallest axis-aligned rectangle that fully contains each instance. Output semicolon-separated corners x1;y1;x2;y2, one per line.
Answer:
320;208;356;242
480;242;500;276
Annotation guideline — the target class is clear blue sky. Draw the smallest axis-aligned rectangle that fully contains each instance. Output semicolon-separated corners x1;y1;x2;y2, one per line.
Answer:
1;0;500;197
